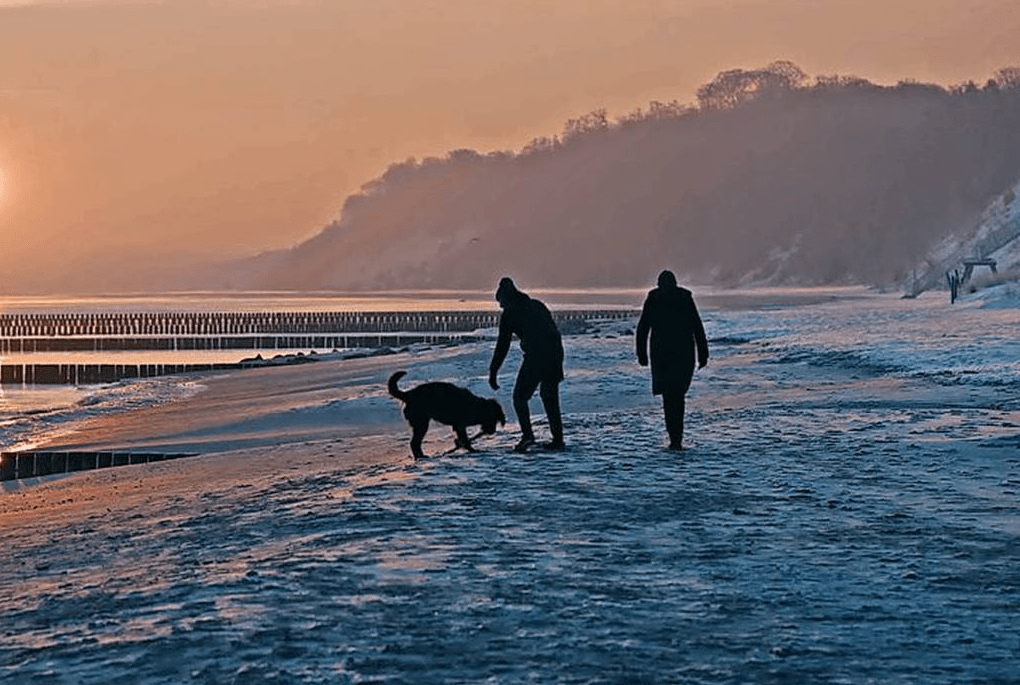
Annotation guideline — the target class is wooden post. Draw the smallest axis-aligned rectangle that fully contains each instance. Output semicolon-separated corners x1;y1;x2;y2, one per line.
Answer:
1;453;16;481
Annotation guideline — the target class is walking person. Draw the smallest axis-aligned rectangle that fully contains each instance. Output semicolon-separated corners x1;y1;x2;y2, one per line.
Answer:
488;277;566;453
636;270;709;451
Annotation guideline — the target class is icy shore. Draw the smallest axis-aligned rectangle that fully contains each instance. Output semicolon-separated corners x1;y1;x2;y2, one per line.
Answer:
2;289;1018;684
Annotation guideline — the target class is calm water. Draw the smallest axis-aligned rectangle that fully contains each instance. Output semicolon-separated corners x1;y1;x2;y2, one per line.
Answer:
3;286;1017;451
0;288;854;451
0;291;508;450
0;289;648;315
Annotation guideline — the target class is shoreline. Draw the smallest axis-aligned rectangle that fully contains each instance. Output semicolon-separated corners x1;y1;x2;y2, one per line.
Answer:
31;346;457;455
11;284;1016;458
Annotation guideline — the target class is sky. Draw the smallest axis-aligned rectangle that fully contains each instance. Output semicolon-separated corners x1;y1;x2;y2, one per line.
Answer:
1;0;1020;293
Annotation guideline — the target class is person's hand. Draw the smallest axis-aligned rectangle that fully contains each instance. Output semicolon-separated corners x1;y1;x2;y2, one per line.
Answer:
488;372;499;390
637;355;648;367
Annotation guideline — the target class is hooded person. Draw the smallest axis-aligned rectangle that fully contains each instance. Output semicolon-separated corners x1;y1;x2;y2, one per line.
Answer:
488;277;565;452
636;270;709;451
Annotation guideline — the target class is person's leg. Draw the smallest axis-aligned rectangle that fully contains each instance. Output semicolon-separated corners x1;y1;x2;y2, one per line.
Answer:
660;394;673;445
662;392;685;450
539;379;564;449
513;363;541;450
675;394;685;448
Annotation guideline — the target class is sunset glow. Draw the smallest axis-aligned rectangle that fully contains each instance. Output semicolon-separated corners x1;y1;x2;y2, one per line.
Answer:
1;0;1019;293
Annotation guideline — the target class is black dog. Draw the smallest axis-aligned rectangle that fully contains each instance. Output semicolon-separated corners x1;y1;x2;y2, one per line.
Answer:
388;370;506;459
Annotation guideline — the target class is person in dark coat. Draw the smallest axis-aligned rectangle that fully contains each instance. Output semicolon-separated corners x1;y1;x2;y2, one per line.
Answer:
636;270;709;451
489;277;565;452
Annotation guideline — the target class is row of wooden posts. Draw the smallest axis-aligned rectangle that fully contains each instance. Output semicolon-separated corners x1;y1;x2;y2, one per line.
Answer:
0;310;562;337
0;333;482;384
0;311;632;351
1;362;246;385
0;309;635;385
0;332;478;355
1;451;198;481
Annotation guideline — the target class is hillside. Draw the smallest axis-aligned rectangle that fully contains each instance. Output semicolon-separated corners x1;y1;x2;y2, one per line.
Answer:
906;178;1020;295
226;62;1020;291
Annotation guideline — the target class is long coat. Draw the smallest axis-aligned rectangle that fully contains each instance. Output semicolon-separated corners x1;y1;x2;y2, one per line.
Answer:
489;291;564;381
636;285;709;396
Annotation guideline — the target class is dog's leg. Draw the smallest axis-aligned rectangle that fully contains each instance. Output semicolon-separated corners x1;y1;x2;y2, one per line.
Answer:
454;426;476;452
410;420;429;459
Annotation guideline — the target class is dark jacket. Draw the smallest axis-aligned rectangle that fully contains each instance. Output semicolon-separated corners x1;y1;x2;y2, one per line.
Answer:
490;291;564;380
636;285;708;395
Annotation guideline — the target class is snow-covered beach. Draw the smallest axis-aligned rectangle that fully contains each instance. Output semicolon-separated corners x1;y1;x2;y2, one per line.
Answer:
2;287;1018;684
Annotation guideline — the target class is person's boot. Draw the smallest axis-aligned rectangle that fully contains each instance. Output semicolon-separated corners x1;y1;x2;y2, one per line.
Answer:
514;434;536;453
540;384;565;451
664;394;684;451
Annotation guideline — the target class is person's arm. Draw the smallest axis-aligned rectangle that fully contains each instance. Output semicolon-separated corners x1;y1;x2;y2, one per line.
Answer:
691;297;709;369
489;313;512;389
635;297;651;366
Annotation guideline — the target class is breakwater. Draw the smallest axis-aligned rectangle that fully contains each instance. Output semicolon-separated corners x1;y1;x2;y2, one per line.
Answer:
0;332;479;355
0;309;633;351
0;309;636;384
1;361;246;385
0;310;509;338
1;451;198;481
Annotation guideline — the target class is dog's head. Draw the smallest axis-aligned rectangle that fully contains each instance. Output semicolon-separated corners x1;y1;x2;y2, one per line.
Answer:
480;399;507;435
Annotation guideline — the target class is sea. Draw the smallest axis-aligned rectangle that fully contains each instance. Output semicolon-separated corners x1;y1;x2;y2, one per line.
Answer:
0;289;644;451
3;286;1018;453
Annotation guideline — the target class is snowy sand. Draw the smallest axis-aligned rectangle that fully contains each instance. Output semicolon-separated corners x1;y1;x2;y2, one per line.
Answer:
2;289;1019;684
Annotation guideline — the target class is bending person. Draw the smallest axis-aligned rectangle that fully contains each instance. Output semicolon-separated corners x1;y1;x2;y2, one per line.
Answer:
636;270;709;451
489;277;565;452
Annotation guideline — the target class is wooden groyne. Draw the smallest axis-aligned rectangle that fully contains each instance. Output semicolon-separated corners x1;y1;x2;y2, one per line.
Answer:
0;361;246;385
0;332;481;385
1;451;199;481
0;310;512;337
0;309;637;336
0;309;633;351
0;309;636;385
0;332;480;355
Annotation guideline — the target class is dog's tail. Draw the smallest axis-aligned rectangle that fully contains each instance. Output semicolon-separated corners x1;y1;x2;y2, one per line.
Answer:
388;371;408;401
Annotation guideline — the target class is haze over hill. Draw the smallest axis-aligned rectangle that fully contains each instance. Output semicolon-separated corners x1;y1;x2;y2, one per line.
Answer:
225;62;1020;292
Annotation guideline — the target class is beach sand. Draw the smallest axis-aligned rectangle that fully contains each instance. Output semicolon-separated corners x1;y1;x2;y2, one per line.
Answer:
2;296;1018;683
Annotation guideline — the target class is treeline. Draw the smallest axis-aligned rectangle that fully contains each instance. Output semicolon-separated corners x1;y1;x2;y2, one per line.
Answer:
239;61;1020;289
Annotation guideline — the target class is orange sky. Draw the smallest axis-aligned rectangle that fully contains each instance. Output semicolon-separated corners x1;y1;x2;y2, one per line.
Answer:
1;0;1019;293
